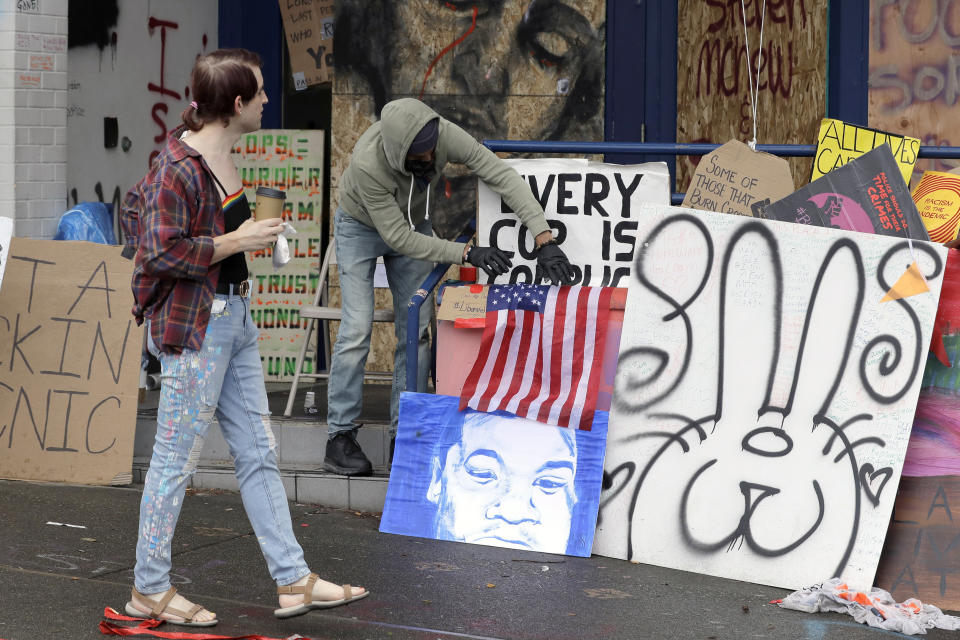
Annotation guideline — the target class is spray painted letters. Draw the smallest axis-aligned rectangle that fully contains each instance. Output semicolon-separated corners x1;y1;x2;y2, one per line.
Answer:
594;204;945;590
477;159;670;286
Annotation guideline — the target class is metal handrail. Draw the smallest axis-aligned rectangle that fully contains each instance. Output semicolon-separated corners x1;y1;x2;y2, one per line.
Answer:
405;225;475;392
481;139;960;159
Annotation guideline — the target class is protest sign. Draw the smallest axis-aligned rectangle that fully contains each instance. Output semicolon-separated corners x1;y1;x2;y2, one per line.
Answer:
912;171;960;244
477;159;670;287
812;118;920;186
0;239;141;485
682;140;794;217
595;202;945;590
232;130;325;382
437;285;487;322
277;0;334;89
765;145;929;241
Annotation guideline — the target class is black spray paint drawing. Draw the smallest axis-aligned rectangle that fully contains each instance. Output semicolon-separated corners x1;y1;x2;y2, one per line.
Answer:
594;204;946;590
334;0;605;239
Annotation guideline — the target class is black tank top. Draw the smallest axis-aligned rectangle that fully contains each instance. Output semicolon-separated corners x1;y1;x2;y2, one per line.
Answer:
210;172;250;285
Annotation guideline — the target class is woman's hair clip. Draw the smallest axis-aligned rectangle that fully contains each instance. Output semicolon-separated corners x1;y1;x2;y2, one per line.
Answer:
190;101;198;110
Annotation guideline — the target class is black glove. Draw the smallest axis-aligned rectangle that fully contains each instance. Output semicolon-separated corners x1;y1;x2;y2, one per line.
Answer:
466;245;513;278
535;240;576;285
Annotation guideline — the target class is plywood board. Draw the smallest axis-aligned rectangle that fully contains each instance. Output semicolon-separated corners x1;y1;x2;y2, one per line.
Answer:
676;0;827;192
594;204;946;590
869;1;960;183
875;476;960;610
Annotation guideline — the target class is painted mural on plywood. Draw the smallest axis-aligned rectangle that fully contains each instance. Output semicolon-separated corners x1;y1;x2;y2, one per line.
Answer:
332;0;605;239
331;0;605;374
869;0;960;185
676;0;826;194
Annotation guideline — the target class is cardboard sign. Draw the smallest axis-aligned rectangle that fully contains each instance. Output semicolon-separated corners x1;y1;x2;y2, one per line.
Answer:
812;118;920;186
595;203;945;590
875;476;960;610
764;145;930;241
0;216;11;291
437;285;488;321
912;171;960;244
277;0;334;89
0;239;141;485
682;140;795;217
477;159;670;287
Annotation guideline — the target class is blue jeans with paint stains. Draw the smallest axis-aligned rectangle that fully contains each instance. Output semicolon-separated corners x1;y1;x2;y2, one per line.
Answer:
134;293;309;594
326;207;433;435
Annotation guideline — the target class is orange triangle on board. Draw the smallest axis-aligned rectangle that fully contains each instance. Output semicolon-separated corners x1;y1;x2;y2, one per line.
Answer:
880;261;929;303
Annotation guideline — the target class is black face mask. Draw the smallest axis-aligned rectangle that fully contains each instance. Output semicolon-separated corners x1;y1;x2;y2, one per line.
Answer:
405;158;436;180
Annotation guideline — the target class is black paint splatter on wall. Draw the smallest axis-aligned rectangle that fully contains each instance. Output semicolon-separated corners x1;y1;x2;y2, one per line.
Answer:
68;0;119;50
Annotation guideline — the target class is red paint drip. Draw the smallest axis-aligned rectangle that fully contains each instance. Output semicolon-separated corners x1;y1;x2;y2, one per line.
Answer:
419;6;478;99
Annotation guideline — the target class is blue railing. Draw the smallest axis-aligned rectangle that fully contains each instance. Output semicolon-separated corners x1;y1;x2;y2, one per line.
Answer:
404;139;960;392
405;226;474;391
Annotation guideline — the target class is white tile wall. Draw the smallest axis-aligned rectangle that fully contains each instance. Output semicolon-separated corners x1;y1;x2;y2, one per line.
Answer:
3;2;68;237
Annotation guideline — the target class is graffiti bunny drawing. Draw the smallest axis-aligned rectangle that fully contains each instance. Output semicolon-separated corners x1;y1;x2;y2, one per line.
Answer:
595;208;944;589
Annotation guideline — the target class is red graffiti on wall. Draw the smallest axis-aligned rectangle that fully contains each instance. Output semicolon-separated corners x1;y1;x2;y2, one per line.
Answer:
146;17;207;166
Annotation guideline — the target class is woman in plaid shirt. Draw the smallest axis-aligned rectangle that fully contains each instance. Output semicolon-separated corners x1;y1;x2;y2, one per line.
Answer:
124;49;368;626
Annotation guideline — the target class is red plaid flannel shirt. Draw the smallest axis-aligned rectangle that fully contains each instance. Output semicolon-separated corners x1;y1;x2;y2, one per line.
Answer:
125;126;223;353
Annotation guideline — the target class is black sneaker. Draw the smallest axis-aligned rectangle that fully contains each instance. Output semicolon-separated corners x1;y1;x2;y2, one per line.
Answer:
324;432;373;476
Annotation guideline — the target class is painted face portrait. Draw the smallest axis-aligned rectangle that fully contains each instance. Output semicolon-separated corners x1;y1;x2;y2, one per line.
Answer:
427;411;578;553
334;0;605;237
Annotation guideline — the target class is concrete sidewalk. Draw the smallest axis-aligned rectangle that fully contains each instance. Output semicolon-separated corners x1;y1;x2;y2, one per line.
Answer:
2;478;956;640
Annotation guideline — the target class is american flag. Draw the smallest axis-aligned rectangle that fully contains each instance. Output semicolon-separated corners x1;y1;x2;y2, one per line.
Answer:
459;284;613;430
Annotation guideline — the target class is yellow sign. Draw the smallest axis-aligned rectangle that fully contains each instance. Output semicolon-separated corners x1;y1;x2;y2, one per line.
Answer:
912;171;960;244
812;118;919;186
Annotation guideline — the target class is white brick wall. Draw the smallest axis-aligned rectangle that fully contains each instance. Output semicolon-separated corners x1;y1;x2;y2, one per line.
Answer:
0;0;68;238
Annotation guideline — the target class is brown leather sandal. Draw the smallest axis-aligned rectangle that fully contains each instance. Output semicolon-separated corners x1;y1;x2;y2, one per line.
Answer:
274;573;369;618
125;586;218;627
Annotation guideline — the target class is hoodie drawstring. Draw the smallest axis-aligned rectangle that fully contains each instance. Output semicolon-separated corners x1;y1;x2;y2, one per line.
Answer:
407;176;415;230
406;175;431;230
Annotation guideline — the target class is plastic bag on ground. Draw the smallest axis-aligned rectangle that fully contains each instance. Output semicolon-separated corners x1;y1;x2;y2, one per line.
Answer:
777;577;960;635
53;202;116;244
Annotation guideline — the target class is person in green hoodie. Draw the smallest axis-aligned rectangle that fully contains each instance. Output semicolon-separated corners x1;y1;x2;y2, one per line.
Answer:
325;97;575;476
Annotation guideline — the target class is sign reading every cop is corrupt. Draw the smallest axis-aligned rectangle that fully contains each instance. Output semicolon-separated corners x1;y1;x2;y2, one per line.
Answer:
0;239;141;486
477;159;670;287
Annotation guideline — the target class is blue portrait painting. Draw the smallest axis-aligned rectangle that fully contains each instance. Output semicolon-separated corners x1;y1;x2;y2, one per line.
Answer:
380;392;609;557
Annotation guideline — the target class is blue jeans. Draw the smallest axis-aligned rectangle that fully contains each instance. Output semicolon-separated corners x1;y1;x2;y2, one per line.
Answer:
327;207;433;435
135;293;309;594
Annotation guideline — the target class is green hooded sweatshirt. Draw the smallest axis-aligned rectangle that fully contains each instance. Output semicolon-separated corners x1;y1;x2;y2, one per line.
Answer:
337;98;551;265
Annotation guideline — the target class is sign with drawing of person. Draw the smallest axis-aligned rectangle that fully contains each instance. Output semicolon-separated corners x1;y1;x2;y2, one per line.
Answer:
477;159;670;287
381;393;608;557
